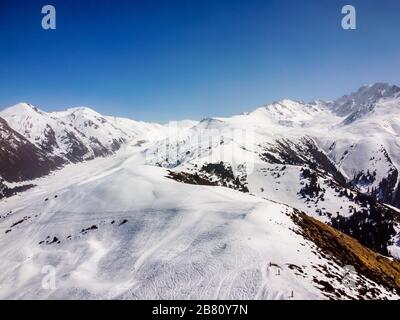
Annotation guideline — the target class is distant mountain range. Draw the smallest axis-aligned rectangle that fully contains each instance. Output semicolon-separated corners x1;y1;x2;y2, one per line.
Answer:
0;83;399;299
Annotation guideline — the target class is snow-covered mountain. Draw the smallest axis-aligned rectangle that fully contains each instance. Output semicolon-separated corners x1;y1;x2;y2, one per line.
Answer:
1;83;400;299
0;103;179;165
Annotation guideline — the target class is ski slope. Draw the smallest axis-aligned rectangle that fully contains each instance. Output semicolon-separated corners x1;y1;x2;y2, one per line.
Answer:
1;145;397;299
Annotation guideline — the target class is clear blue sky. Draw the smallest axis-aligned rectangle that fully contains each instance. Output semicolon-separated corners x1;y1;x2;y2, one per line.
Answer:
1;0;400;122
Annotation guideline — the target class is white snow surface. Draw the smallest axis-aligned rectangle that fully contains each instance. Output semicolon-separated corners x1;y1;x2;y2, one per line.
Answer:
0;146;396;299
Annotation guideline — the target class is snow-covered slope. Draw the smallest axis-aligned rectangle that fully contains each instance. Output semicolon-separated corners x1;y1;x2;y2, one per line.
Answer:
0;148;398;299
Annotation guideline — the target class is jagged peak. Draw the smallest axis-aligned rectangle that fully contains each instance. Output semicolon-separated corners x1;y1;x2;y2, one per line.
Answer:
359;82;399;92
336;83;400;103
331;82;400;119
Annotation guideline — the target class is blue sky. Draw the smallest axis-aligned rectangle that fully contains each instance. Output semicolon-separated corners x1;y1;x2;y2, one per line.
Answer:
1;0;400;122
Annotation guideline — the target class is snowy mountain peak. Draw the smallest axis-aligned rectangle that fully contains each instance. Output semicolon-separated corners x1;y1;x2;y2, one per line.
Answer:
190;118;226;131
248;99;327;126
265;99;305;109
57;106;102;117
1;102;43;117
360;82;400;96
331;83;400;119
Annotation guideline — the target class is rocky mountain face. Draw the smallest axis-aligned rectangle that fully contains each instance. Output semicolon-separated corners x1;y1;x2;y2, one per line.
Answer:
0;116;62;183
330;83;400;122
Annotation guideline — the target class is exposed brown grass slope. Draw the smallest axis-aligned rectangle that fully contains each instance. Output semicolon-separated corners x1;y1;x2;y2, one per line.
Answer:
291;209;400;297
